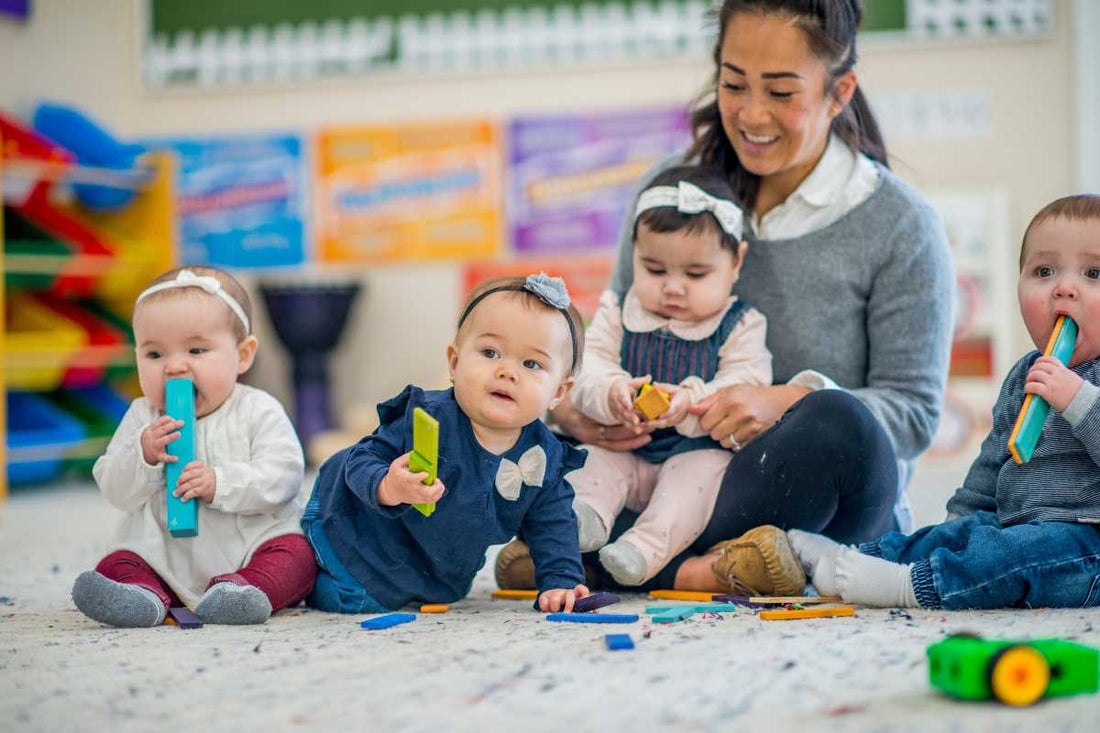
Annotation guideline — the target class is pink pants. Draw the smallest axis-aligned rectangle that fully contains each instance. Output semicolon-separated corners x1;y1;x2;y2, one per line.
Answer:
95;533;317;612
571;446;732;582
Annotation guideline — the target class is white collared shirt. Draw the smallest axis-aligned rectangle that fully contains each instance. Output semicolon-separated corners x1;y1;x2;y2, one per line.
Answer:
750;134;880;394
750;133;879;241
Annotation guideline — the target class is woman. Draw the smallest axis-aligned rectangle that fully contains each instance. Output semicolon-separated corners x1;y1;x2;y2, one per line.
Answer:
498;0;954;595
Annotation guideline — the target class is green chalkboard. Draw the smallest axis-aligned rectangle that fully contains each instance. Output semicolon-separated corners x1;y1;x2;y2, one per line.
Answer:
150;0;909;36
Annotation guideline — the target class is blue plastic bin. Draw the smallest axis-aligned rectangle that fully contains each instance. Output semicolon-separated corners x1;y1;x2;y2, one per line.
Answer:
7;392;87;485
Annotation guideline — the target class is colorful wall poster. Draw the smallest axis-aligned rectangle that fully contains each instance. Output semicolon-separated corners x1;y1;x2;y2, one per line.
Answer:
462;257;614;324
144;132;306;269
315;120;502;264
507;107;692;255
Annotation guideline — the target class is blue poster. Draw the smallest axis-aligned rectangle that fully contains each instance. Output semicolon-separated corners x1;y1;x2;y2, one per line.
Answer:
145;133;306;268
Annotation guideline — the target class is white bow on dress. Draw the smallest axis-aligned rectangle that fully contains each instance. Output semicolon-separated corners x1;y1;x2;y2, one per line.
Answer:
494;446;547;501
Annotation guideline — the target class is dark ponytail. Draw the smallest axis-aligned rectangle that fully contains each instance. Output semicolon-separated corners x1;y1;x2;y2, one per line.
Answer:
686;0;888;209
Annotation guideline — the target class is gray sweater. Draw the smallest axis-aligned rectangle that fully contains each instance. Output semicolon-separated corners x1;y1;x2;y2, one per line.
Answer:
611;157;955;528
946;354;1100;526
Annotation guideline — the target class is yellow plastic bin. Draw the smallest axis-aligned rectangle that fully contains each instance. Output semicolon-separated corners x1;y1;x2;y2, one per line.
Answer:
5;292;88;391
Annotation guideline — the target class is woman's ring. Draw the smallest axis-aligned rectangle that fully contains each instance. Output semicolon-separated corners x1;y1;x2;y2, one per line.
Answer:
598;426;607;440
728;433;742;451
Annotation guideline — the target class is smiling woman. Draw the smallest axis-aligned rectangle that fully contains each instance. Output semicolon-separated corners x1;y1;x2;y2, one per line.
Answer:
496;0;957;596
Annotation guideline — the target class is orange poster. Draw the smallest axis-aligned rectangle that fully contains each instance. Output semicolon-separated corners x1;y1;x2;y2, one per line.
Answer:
315;120;503;264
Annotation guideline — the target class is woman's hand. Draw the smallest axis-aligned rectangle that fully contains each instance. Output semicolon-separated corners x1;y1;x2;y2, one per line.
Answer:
688;384;810;450
549;392;656;452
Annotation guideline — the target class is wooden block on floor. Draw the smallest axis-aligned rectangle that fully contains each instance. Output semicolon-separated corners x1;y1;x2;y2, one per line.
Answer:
492;589;539;600
759;607;856;621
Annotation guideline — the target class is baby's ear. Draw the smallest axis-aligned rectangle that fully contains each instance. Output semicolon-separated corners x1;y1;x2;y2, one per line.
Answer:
550;376;575;411
237;335;259;375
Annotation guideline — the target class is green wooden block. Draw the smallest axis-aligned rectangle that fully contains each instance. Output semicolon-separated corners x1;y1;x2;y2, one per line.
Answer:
409;407;439;517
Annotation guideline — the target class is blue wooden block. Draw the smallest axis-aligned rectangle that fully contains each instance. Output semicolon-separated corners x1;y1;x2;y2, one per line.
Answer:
605;633;634;650
573;592;621;613
546;613;639;624
360;613;417;630
165;378;198;538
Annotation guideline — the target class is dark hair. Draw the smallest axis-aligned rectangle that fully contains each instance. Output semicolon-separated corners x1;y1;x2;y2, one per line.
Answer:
1019;194;1100;271
686;0;888;209
140;265;253;341
457;276;586;376
633;165;744;255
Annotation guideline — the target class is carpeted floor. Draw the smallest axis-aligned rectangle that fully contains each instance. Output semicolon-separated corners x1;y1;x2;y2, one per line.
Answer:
2;482;1098;731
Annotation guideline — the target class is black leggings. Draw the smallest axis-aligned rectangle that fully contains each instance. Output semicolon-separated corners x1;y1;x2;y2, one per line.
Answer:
589;389;900;590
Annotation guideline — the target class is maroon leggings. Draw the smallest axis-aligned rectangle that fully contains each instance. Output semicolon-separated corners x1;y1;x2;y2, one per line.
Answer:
95;533;317;612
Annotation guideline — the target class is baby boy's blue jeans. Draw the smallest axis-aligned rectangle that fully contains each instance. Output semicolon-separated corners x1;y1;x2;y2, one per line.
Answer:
859;511;1100;610
301;493;389;614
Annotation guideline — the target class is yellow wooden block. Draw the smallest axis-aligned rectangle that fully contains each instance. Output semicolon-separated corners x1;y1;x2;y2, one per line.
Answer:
419;604;450;613
633;383;671;421
759;607;855;621
491;589;539;600
648;590;722;602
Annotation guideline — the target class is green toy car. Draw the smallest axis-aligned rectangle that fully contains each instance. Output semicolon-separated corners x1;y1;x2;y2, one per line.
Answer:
928;634;1099;706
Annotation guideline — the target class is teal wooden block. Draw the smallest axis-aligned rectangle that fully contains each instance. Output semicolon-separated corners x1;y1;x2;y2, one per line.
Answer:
651;607;699;623
165;378;198;538
1008;315;1077;464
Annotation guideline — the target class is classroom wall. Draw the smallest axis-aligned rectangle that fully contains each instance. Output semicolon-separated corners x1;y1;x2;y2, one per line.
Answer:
2;0;1092;524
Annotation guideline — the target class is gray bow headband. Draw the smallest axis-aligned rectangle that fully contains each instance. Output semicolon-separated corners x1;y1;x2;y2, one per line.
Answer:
458;273;577;372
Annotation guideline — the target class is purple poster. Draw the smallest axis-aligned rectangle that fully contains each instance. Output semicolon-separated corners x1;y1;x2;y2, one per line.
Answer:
508;107;692;254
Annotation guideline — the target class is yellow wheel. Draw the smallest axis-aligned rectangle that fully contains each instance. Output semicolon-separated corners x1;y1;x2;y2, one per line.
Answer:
988;645;1050;706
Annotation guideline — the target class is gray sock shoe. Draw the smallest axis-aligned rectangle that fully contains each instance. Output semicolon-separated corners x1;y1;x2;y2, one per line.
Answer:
574;501;610;552
598;540;648;586
72;571;166;628
196;582;272;625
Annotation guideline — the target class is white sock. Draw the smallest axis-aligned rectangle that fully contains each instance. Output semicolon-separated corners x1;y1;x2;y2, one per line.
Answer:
834;548;918;608
574;501;609;552
787;529;842;597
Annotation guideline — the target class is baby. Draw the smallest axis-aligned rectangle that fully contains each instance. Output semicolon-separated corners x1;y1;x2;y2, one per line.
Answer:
72;266;315;626
569;165;772;585
302;274;591;613
790;194;1100;609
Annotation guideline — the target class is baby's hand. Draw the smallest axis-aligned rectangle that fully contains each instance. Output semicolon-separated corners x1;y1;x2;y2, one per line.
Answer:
538;584;590;613
173;460;217;503
646;383;691;429
377;452;446;508
140;416;184;466
1025;356;1084;412
608;375;651;432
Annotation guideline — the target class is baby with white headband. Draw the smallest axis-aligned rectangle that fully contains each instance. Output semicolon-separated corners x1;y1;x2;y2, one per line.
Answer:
569;165;773;586
72;266;316;627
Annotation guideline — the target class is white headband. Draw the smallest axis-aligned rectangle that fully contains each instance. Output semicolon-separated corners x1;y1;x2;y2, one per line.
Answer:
136;269;250;334
634;181;744;240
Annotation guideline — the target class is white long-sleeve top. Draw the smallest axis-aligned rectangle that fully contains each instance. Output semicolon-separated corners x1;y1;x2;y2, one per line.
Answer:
573;289;772;438
93;384;305;607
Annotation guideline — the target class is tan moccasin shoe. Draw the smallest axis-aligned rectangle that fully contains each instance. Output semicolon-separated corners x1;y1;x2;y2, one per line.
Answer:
494;539;536;590
707;525;806;596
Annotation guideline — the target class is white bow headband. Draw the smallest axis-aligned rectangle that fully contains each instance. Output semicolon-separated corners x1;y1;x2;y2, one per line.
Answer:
634;181;744;240
136;269;250;334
